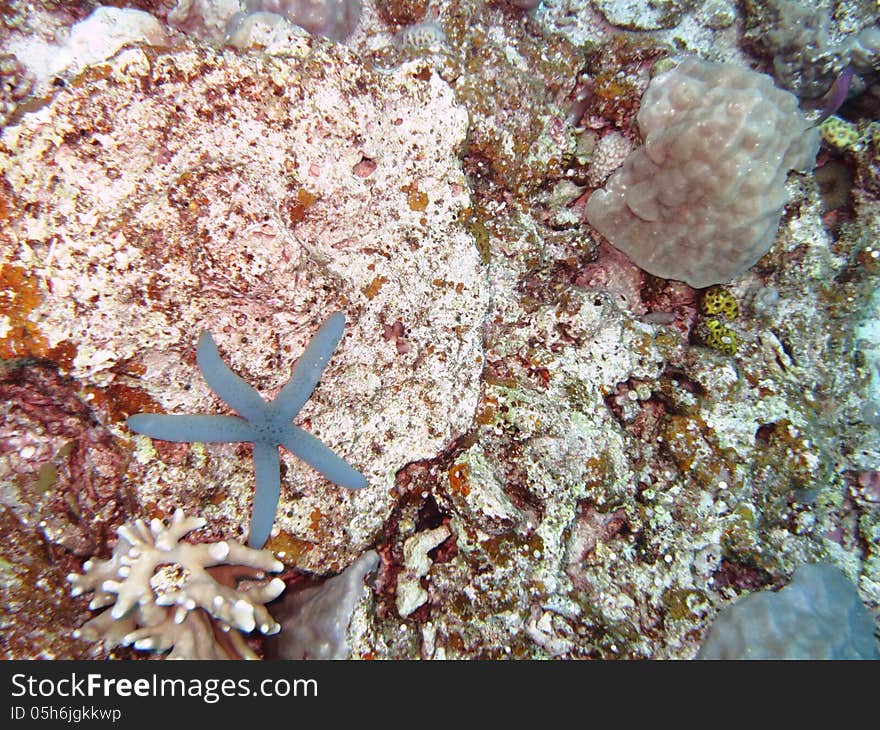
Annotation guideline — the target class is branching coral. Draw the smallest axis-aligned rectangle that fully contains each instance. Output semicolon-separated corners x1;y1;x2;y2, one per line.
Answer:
68;509;285;660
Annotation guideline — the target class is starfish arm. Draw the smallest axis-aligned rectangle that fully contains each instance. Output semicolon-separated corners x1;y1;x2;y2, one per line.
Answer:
197;330;269;421
280;424;368;490
127;414;256;443
248;442;281;549
273;312;346;421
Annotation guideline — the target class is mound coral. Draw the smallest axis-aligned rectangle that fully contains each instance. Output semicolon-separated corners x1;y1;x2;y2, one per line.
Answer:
243;0;362;41
698;563;880;659
68;510;285;660
584;57;819;288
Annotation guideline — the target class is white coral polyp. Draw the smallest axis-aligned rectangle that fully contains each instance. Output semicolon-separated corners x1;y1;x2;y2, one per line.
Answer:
588;131;633;186
68;509;285;659
584;57;820;288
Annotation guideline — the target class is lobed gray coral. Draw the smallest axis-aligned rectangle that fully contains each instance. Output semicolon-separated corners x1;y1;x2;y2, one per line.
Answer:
585;57;819;288
698;563;880;659
67;510;285;659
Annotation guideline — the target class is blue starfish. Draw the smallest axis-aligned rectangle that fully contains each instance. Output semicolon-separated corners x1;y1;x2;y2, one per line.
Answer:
127;312;368;548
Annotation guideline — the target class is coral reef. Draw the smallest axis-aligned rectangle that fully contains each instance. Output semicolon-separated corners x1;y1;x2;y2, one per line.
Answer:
67;509;285;659
1;0;879;661
0;39;482;573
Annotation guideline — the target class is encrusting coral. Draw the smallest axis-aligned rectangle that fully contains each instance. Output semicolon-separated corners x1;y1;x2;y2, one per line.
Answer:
819;115;861;152
67;509;286;660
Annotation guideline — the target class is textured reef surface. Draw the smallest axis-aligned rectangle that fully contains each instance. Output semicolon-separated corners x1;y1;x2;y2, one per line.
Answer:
1;0;879;659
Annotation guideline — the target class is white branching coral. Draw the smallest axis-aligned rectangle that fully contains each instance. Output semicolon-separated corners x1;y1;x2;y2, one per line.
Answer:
68;509;286;659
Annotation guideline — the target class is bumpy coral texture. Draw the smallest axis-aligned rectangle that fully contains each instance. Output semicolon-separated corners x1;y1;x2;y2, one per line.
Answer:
246;0;362;41
584;57;819;288
697;563;880;659
743;0;880;100
588;131;633;186
68;510;285;659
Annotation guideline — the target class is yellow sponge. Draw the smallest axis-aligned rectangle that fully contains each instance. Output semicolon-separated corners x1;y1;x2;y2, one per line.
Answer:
819;115;860;151
702;287;739;320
